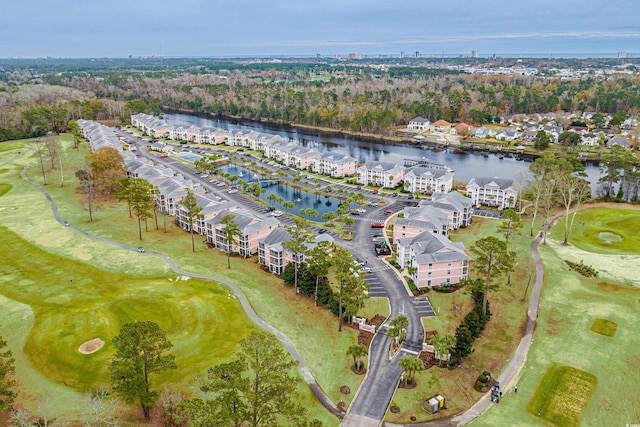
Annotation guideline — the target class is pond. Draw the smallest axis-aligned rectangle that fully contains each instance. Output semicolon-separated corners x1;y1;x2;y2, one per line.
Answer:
216;163;355;221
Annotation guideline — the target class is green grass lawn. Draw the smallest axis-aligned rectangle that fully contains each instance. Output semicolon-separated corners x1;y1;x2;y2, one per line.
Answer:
470;212;640;427
0;137;343;425
527;364;597;427
550;208;640;254
386;216;538;423
590;319;617;337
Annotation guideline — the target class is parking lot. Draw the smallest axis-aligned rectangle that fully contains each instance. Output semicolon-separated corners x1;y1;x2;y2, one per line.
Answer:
473;208;503;219
364;273;389;298
412;296;436;317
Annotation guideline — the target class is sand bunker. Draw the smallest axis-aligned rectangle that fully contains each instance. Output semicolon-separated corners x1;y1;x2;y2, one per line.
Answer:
598;231;622;244
78;338;105;354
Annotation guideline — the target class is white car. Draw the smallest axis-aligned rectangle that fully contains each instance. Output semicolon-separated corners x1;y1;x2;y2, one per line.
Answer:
216;182;225;187
202;174;208;178
271;210;283;217
228;189;238;194
215;196;222;200
194;183;201;187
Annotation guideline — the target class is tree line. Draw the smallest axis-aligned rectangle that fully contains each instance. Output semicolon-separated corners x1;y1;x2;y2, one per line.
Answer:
2;60;639;142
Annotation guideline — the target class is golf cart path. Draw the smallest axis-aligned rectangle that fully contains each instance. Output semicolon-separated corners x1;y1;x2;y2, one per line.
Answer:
14;159;343;420
395;202;640;427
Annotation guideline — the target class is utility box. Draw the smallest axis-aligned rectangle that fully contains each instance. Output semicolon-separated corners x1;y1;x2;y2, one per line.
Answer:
423;394;446;414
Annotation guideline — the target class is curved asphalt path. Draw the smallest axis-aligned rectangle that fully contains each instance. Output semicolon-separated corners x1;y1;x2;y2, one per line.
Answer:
10;153;343;420
340;205;426;427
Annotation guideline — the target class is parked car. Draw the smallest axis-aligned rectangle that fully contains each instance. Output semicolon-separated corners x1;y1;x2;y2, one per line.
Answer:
350;211;360;216
318;228;327;234
160;155;168;158
384;209;394;214
265;207;276;212
271;210;283;217
373;189;379;194
371;222;384;228
228;189;238;194
137;246;145;253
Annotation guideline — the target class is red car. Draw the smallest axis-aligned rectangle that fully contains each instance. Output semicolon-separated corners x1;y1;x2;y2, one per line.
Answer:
370;222;384;228
384;209;394;215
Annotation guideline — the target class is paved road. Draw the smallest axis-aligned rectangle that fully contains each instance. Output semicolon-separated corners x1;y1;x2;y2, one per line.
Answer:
341;202;433;425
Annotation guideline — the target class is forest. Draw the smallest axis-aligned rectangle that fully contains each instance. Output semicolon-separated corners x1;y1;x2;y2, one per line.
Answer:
1;57;639;141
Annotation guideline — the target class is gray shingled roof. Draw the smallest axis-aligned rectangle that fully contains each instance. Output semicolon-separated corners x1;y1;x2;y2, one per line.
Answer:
467;177;514;190
398;231;467;265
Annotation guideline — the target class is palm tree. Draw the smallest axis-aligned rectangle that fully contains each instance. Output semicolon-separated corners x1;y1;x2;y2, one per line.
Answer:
267;193;278;207
283;201;295;213
398;355;424;385
304;208;318;220
346;344;368;371
387;315;409;348
220;214;242;269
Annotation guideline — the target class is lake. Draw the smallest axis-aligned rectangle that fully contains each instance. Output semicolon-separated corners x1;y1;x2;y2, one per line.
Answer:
165;113;603;188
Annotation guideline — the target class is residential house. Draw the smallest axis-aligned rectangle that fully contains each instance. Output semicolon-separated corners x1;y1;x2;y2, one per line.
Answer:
403;166;453;195
606;137;631;149
396;231;468;289
495;129;520;141
592;128;614;139
407;117;431;132
580;133;600;146
356;161;406;188
568;125;589;135
472;126;493;139
431;120;452;133
453;123;474;136
466;177;518;209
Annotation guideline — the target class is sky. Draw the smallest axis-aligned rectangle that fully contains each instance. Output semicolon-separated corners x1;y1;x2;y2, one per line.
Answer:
2;0;639;58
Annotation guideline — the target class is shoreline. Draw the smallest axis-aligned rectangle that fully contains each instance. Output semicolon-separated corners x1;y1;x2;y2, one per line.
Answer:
161;107;413;146
160;108;604;165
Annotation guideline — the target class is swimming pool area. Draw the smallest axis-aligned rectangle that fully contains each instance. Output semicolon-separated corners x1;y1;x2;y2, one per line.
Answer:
176;152;203;163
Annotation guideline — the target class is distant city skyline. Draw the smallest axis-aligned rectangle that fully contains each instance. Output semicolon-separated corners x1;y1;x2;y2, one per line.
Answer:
2;0;639;58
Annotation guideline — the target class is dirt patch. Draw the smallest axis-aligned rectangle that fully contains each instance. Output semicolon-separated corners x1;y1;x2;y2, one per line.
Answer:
340;386;351;394
78;338;105;354
350;366;366;375
398;380;417;389
596;281;640;295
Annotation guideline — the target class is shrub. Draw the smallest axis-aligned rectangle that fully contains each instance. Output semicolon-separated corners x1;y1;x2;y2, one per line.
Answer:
564;260;598;278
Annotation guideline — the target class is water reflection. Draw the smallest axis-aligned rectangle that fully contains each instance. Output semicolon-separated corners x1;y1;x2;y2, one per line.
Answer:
216;163;354;221
166;113;602;188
